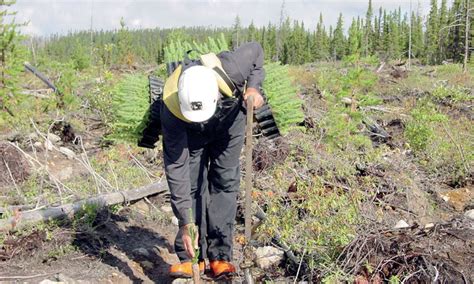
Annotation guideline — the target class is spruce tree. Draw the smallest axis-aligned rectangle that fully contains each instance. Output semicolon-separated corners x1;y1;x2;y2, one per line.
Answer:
231;15;242;49
363;0;374;57
331;13;345;60
438;0;449;61
314;13;329;60
0;0;26;117
411;8;424;59
247;21;257;42
348;17;362;56
426;0;440;64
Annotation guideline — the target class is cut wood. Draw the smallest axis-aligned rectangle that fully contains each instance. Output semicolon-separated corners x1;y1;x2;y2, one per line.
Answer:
0;182;169;232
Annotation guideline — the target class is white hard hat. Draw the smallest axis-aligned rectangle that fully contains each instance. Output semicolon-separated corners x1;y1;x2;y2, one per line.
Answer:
178;65;219;123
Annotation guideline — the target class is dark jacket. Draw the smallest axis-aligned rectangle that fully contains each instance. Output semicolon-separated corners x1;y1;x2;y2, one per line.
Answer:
161;42;265;227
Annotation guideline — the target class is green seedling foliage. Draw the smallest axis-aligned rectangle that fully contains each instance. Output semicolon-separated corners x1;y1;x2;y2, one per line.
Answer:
108;74;149;143
405;100;448;153
404;98;472;184
320;63;378;153
263;62;305;134
73;202;100;229
163;33;229;63
188;208;200;264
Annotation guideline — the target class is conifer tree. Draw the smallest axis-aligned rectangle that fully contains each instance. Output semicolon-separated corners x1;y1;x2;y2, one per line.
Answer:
0;0;26;117
247;21;257;42
331;13;345;59
426;0;440;63
438;0;449;61
411;7;424;59
231;15;242;49
348;17;362;56
363;0;374;56
116;17;134;65
314;13;329;60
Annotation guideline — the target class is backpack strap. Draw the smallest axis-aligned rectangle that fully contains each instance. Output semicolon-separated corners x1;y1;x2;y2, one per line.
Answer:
200;52;236;97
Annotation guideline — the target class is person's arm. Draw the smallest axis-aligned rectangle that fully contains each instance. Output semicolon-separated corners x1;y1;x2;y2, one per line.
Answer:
218;42;266;108
161;106;192;227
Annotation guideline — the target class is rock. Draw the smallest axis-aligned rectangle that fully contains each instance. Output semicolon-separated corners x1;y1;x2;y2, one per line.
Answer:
255;246;284;270
133;247;150;258
47;133;62;143
439;188;473;212
44;140;54;151
56;166;73;181
131;200;150;215
465;209;474;220
341;97;356;106
424;223;435;229
394;220;410;229
171;216;179;226
161;205;173;213
34;141;43;149
27;132;39;141
140;260;154;270
54;273;77;283
59;147;76;159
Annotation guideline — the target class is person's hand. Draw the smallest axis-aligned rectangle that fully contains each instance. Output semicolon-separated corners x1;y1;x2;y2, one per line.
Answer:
244;87;265;109
181;223;199;258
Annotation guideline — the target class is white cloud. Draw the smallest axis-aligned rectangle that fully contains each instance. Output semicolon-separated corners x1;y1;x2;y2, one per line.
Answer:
13;0;434;36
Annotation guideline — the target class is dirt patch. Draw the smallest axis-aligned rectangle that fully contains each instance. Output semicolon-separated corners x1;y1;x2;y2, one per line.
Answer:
0;204;180;283
0;141;31;188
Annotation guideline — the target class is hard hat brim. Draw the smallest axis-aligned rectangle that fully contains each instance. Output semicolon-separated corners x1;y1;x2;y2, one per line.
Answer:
181;105;216;123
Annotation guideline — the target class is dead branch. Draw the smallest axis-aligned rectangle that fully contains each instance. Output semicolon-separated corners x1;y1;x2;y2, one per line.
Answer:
0;273;55;280
0;181;168;232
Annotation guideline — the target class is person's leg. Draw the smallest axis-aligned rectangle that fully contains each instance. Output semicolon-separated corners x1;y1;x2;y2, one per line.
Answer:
206;109;245;262
174;133;209;262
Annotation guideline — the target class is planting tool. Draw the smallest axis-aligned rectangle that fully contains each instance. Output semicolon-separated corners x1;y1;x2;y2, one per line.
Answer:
242;95;255;284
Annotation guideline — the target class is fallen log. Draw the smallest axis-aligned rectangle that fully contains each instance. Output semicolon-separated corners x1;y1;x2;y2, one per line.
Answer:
24;62;60;94
0;181;169;232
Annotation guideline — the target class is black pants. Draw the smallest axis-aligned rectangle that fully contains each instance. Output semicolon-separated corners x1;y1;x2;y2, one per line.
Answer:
174;105;246;262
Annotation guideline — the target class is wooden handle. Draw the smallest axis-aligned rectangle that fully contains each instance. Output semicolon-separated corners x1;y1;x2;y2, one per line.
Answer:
244;95;254;242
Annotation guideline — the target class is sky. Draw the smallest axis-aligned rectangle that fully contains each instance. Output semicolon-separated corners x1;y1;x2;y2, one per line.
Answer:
12;0;433;37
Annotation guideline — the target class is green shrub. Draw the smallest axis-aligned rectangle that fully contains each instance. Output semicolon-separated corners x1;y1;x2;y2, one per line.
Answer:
405;101;448;152
432;84;472;103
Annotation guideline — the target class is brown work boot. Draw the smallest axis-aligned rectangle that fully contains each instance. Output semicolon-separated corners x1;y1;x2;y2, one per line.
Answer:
169;261;205;278
209;260;236;279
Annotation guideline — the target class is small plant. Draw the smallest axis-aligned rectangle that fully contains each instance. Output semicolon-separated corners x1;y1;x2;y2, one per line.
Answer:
432;84;472;104
73;202;100;230
188;208;200;283
405;100;448;153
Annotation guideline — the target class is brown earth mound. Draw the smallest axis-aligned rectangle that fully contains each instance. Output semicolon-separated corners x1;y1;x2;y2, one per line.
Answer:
0;141;30;188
